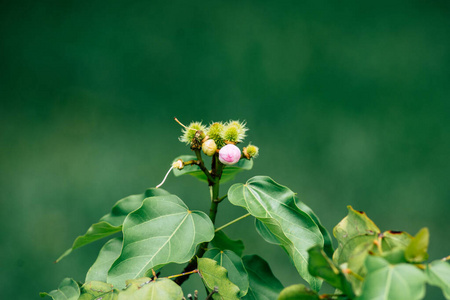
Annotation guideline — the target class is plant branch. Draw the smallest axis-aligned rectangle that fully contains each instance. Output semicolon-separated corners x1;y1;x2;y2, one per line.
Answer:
194;150;214;184
166;269;198;279
175;154;224;286
215;213;251;232
214;194;227;203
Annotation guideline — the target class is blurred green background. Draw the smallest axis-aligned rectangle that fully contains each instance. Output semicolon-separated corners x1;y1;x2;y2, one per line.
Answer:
1;0;449;299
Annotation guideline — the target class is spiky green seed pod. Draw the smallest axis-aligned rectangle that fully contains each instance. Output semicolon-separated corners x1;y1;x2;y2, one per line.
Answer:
202;139;217;156
179;121;206;145
243;144;259;159
223;120;248;143
207;122;225;149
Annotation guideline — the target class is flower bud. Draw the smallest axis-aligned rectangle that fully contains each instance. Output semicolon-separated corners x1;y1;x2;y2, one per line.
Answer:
243;144;259;159
202;139;217;156
218;144;241;165
172;159;184;170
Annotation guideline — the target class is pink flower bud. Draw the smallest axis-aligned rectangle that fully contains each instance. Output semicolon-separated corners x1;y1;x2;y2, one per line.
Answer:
218;144;241;165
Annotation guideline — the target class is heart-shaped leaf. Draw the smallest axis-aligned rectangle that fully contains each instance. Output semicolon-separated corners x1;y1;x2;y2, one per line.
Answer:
40;278;80;300
85;237;122;283
173;155;253;183
210;231;245;256
107;194;214;288
228;176;324;291
242;255;284;300
357;256;426;300
307;245;355;298
204;249;249;296
426;260;450;299
56;188;170;262
198;257;241;300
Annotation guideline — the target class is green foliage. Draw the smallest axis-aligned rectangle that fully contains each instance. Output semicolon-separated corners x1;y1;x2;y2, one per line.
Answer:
426;260;450;299
198;257;241;300
242;255;284;300
228;176;324;291
357;256;426;300
40;278;80;300
277;284;319;300
107;193;214;288
204;249;249;296
44;120;448;300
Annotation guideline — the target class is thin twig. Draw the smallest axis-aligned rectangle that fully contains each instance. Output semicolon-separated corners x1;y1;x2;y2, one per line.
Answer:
215;213;251;232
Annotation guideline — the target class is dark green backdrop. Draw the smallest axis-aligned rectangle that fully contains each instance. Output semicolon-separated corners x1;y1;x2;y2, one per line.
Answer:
1;0;449;299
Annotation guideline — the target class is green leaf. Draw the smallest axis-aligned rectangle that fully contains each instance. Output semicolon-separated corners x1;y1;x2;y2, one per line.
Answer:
173;155;253;183
357;256;426;300
277;284;319;300
426;260;450;299
405;227;429;263
228;176;324;291
79;281;118;300
119;278;183;299
40;278;80;300
242;255;284;300
85;237;122;283
333;206;380;263
295;199;334;258
204;249;249;296
107;194;214;288
255;219;281;245
56;188;170;262
307;245;355;298
210;231;245;257
198;257;241;300
381;231;412;251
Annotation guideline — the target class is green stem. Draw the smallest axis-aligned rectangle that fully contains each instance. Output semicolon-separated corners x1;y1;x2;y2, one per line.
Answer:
214;194;227;203
215;213;251;232
194;149;214;184
175;153;224;286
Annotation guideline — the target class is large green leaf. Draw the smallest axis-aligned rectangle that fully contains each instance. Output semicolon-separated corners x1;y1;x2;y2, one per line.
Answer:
79;281;118;300
107;194;214;288
307;246;355;298
277;284;319;300
56;188;170;262
357;256;426;300
405;227;429;263
86;237;123;283
198;257;241;300
40;278;80;300
228;176;324;291
295;199;334;258
173;155;253;183
242;255;284;300
426;260;450;299
210;231;245;256
204;249;249;296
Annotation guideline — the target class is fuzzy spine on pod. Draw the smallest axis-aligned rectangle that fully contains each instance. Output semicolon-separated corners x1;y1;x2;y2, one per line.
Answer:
243;144;259;159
